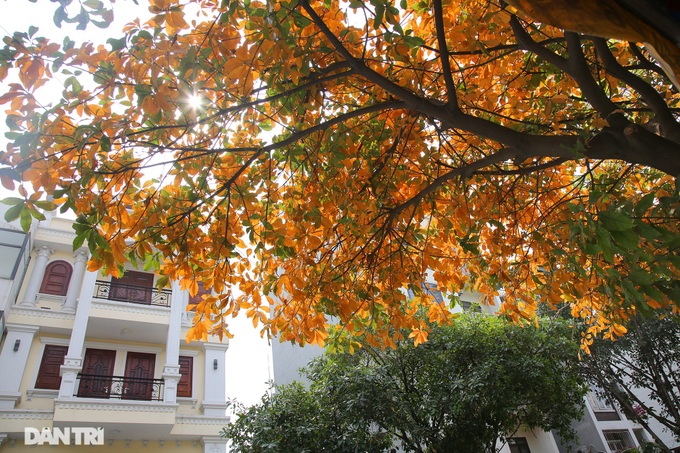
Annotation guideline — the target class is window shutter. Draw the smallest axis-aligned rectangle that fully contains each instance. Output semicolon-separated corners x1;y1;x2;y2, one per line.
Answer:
177;356;193;397
35;345;68;389
39;261;73;296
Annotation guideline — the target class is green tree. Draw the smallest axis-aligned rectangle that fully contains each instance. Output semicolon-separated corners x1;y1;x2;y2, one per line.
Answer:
580;314;680;450
223;382;392;452
224;315;587;453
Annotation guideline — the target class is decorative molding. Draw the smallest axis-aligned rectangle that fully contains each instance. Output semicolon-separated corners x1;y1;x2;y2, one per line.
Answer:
0;392;22;407
202;342;229;352
0;409;53;420
176;414;230;425
36;226;76;241
177;397;198;409
9;306;75;321
179;349;201;357
39;336;70;346
36;293;66;304
55;399;179;413
3;323;40;334
25;389;58;401
200;401;228;414
91;299;170;317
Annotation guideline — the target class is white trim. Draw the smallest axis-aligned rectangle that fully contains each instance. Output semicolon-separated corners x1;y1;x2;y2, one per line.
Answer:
4;323;40;334
54;399;178;413
179;349;200;357
202;342;229;351
39;337;70;346
176;414;230;425
25;388;59;401
91;299;170;316
35;293;67;304
9;305;75;320
0;409;54;420
36;225;76;241
177;397;198;409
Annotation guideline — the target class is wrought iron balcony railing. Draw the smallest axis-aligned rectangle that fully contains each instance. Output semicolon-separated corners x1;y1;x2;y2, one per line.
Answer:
93;280;171;307
75;373;164;401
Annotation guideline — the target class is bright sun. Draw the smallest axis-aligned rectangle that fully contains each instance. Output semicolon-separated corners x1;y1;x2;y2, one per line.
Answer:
188;94;202;109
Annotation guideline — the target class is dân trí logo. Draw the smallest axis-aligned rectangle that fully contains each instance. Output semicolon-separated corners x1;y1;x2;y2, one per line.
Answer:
24;427;104;445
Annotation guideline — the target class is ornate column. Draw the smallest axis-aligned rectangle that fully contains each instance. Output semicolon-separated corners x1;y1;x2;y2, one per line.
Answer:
20;246;52;307
61;250;88;312
163;281;185;403
58;270;97;399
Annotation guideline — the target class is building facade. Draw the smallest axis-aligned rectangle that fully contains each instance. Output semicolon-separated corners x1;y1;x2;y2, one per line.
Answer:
0;213;230;452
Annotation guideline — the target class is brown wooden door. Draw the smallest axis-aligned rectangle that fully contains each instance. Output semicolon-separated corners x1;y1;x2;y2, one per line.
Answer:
177;356;193;397
78;348;116;398
123;352;156;400
35;345;68;389
109;270;154;304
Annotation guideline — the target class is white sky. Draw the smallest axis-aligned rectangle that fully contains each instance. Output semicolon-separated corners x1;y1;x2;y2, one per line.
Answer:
1;0;272;408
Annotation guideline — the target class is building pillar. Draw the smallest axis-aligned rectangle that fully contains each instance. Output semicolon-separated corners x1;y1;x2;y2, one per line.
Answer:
201;342;229;416
0;324;39;408
202;436;228;453
58;270;97;399
20;246;52;307
163;281;185;403
61;250;88;313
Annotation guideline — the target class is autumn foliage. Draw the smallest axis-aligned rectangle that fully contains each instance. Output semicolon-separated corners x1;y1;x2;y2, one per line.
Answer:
1;0;679;348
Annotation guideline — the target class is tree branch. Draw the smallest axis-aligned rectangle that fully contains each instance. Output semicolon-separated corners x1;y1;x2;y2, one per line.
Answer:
592;37;680;143
432;0;459;111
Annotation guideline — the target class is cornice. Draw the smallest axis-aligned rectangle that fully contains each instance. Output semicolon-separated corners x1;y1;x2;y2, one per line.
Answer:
35;225;76;241
0;410;53;420
175;414;230;425
8;306;75;321
55;399;179;413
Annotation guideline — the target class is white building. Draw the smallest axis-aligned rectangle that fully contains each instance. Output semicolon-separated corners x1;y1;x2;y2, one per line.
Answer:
0;211;230;452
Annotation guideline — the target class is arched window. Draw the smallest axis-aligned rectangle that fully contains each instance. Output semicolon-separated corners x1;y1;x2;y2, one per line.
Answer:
39;260;73;296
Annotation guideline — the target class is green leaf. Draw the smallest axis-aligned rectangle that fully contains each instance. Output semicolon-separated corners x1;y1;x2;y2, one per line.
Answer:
610;229;639;250
33;200;57;211
29;209;46;221
293;13;312;28
107;37;126;52
634;193;655;216
374;4;385;29
1;197;25;206
599;210;634;232
101;134;111;152
3;203;24;222
19;208;32;232
72;233;86;251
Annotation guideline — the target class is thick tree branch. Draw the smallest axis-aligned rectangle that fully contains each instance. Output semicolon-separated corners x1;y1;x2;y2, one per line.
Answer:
432;0;459;110
593;37;680;143
564;32;618;117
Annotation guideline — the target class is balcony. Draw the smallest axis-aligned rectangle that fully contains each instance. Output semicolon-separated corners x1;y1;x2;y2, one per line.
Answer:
93;280;172;307
87;280;172;342
55;373;176;438
75;374;165;401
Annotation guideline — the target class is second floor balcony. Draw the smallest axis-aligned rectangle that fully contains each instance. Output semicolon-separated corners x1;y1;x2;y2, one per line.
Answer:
93;280;172;307
75;373;165;401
